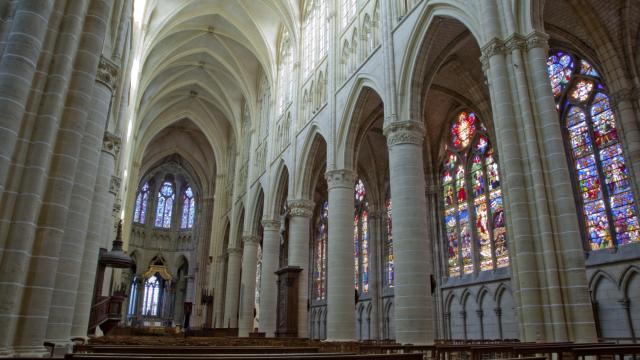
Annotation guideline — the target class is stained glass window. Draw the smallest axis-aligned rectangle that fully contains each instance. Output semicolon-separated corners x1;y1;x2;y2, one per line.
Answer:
547;50;640;250
313;201;328;300
302;0;328;78
142;275;162;316
133;182;149;224
385;195;394;288
353;179;369;295
155;181;175;228
180;185;195;229
442;112;509;277
341;0;356;28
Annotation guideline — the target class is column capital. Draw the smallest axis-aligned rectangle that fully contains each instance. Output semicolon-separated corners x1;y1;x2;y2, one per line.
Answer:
287;199;315;218
383;121;425;146
325;169;356;189
262;219;280;231
524;31;549;52
96;56;119;91
504;34;526;52
103;131;121;156
368;209;384;219
479;37;506;71
242;234;260;245
227;247;242;256
425;184;439;196
109;175;121;195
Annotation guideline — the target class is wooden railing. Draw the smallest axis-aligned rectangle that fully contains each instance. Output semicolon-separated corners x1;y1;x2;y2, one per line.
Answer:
88;294;125;335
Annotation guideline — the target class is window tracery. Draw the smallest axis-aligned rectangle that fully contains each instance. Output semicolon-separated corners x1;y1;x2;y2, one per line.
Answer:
302;0;327;79
134;182;150;224
547;50;640;250
142;275;162;316
354;179;369;295
180;185;195;229
313;201;328;300
277;32;294;115
155;181;175;228
442;111;509;277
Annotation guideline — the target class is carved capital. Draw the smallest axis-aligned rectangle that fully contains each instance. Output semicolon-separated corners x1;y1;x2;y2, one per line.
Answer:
287;199;314;218
96;56;119;90
479;38;505;71
325;169;355;190
383;120;425;146
242;234;260;245
103;131;121;156
262;219;280;231
109;175;121;195
227;247;242;256
425;184;439;195
504;34;526;52
525;31;549;52
367;209;383;219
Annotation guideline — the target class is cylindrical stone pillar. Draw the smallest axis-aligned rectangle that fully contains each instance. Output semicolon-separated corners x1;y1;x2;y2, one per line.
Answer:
383;121;433;344
46;57;118;345
223;247;242;328
238;235;259;336
0;0;54;196
287;199;314;338
258;219;280;336
325;169;356;341
213;254;226;327
71;133;119;338
8;1;114;355
367;210;382;340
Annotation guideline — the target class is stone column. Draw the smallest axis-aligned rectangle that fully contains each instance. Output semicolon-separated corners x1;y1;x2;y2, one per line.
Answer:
8;1;114;355
367;210;382;340
46;56;118;345
383;121;433;344
213;254;226;327
0;0;54;196
325;169;356;341
71;132;120;338
223;247;242;327
259;219;280;336
610;88;640;196
238;235;259;336
287;199;314;338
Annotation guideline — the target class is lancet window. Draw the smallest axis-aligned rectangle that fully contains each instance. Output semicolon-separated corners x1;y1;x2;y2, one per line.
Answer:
354;179;369;295
302;0;327;78
141;275;162;316
547;50;640;250
442;111;509;277
180;185;195;229
312;201;328;300
155;181;175;228
134;182;150;224
384;193;394;288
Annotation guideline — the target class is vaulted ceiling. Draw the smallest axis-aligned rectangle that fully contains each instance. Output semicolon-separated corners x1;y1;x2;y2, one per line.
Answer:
131;0;300;170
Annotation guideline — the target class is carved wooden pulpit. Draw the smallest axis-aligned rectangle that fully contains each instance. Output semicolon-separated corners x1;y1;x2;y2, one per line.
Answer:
275;266;301;337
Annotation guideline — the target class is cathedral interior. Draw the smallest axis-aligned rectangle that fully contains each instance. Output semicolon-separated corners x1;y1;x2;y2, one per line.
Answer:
0;0;640;358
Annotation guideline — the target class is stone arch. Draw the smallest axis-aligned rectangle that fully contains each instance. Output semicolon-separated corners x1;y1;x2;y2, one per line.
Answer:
268;161;290;219
296;126;328;200
496;284;518;339
398;2;485;124
337;80;385;170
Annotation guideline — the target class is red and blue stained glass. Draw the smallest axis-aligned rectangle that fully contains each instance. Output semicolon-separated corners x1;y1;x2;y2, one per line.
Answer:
547;50;640;249
313;201;328;300
442;112;509;277
547;52;574;99
385;197;394;288
353;179;369;294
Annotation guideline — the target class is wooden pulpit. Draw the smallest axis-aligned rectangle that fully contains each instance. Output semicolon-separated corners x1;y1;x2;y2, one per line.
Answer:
275;266;302;337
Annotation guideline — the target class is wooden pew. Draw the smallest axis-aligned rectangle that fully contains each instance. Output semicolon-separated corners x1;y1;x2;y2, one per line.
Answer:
75;345;320;355
571;344;640;360
65;353;424;360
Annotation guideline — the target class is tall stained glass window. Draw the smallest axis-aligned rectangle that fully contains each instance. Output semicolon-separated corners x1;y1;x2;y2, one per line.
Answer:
133;182;149;224
141;275;162;316
313;201;328;300
547;50;640;250
341;0;356;28
155;181;175;228
180;185;195;229
354;179;369;295
302;0;328;78
442;111;509;277
384;194;394;288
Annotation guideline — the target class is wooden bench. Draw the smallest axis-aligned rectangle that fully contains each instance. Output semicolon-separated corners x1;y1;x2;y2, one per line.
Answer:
65;353;424;360
76;345;320;354
571;345;640;360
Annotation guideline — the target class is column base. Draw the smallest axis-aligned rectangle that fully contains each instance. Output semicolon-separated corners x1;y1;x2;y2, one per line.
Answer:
12;345;50;358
